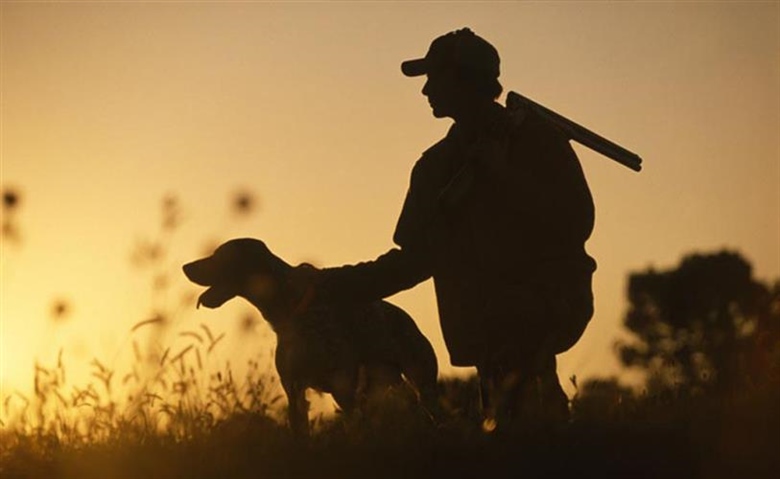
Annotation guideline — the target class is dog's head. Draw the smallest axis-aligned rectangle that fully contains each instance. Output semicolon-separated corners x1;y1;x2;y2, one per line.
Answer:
183;238;291;309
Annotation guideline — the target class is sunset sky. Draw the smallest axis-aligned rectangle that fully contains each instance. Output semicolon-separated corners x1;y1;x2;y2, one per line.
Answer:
2;2;778;403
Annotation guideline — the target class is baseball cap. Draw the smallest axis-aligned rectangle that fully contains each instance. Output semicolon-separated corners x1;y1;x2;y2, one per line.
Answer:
401;28;500;79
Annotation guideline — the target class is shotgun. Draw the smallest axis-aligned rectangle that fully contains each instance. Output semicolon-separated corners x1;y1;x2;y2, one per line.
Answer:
506;91;643;172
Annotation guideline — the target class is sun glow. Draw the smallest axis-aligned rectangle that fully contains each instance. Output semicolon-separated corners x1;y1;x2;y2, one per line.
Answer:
2;2;779;426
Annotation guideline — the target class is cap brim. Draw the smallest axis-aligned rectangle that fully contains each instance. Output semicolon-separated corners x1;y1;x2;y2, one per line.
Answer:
401;58;427;77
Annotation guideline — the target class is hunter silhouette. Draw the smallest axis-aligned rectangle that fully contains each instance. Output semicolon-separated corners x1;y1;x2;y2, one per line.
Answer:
292;28;597;430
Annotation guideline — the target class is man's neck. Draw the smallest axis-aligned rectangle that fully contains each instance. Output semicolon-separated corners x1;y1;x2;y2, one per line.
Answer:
451;100;502;138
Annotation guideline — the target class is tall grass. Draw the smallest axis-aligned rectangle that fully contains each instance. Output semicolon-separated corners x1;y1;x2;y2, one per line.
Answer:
1;352;778;479
1;325;283;440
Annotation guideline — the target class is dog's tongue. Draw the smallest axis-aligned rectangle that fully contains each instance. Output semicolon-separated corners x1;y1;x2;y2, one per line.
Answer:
197;286;235;309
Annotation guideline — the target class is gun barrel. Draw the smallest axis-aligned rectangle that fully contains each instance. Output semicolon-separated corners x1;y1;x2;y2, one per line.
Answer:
507;91;642;172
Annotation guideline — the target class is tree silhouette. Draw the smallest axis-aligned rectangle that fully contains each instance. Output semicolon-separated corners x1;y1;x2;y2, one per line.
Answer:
618;251;780;393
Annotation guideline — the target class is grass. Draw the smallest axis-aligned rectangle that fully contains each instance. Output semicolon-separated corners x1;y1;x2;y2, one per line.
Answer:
1;352;778;479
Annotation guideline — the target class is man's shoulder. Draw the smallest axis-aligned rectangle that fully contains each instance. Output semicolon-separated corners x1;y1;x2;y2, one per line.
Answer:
421;135;451;159
412;135;456;179
510;108;566;144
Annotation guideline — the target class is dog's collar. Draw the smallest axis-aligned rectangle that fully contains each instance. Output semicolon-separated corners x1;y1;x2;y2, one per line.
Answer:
290;284;317;317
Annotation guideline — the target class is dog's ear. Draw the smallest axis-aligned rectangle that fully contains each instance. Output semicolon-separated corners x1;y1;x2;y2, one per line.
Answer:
183;258;215;286
197;286;236;309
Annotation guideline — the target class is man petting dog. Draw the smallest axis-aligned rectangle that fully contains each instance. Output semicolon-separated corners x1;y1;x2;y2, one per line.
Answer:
294;28;596;431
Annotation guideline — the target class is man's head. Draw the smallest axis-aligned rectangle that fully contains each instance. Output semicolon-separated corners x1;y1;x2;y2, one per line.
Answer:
402;28;503;119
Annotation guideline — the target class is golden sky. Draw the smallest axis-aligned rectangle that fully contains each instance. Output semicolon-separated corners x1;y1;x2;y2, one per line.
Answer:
1;2;779;401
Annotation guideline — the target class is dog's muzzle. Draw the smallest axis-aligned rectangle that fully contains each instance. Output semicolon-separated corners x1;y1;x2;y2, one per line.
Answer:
195;286;236;309
183;260;237;309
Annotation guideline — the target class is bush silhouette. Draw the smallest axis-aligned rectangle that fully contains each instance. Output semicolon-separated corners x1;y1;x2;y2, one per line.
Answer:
618;250;780;393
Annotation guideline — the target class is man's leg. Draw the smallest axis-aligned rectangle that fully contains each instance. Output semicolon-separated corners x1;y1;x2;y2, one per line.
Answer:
512;355;570;427
477;355;569;433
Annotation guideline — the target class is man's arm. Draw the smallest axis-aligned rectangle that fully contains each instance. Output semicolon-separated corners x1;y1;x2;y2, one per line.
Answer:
313;244;432;305
293;154;435;307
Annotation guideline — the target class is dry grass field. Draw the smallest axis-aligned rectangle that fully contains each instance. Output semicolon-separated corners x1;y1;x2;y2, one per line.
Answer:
1;353;777;479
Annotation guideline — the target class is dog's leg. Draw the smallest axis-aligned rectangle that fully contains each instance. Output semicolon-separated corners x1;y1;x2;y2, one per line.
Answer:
398;342;440;421
402;361;438;402
329;369;359;415
284;382;310;437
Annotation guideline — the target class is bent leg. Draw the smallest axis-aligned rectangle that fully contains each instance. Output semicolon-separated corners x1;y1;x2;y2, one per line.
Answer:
478;355;569;433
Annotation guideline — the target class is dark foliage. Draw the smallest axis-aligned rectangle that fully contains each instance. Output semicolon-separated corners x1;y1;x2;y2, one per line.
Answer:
618;250;780;392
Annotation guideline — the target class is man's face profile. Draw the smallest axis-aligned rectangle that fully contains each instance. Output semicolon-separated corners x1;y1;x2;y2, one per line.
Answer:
421;68;464;119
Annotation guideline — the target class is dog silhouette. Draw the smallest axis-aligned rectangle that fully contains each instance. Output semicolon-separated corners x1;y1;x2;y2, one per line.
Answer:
183;238;438;435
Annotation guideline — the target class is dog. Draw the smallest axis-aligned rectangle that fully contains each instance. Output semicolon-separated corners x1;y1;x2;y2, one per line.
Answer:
183;238;439;435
